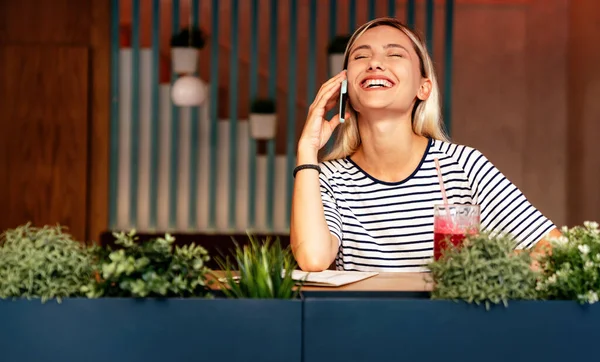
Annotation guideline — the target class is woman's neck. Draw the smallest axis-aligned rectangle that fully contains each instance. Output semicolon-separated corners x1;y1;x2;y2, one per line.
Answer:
351;113;429;183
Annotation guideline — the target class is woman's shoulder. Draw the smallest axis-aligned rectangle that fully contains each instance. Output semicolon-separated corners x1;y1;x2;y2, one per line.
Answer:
319;157;354;177
429;138;491;171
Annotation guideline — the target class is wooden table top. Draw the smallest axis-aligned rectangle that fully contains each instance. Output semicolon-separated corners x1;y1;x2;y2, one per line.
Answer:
211;271;433;293
301;272;432;292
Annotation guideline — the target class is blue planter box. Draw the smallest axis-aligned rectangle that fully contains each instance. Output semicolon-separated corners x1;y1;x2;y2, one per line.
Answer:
0;298;302;362
303;298;600;362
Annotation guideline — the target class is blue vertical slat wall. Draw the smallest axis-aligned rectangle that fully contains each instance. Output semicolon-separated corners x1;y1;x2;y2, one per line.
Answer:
130;0;141;226
388;0;396;17
228;0;240;229
208;0;220;229
248;0;259;228
324;0;337;153
329;0;337;40
149;0;160;228
109;0;120;229
266;0;278;230
349;0;356;32
368;0;376;20
407;0;416;29
108;0;456;234
426;0;434;56
307;0;317;116
169;0;180;228
443;0;454;135
188;0;200;228
285;0;298;227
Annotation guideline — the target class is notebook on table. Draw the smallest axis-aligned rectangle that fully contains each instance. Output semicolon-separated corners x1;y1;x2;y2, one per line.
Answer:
218;270;379;288
291;270;379;287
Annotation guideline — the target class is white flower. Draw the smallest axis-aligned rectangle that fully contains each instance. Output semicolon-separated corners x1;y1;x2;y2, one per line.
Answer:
584;221;599;230
555;236;569;245
547;274;557;284
579;244;591;255
580;291;600;304
585;261;595;270
561;225;569;233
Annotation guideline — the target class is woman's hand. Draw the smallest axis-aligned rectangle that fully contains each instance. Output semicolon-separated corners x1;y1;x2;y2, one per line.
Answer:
297;71;350;154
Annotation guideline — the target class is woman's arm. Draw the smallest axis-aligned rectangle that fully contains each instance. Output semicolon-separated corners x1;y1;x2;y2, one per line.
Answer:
290;71;347;272
530;227;561;259
290;148;339;272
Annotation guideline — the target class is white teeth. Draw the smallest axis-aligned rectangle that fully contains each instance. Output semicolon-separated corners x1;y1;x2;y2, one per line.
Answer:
363;79;393;88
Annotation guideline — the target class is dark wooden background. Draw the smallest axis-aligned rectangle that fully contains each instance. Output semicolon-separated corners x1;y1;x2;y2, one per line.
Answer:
0;0;110;242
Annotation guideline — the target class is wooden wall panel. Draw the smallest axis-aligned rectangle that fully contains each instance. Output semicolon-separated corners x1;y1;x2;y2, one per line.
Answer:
567;0;600;226
0;46;90;240
0;0;110;242
88;0;111;243
452;5;528;187
523;0;568;227
0;0;91;44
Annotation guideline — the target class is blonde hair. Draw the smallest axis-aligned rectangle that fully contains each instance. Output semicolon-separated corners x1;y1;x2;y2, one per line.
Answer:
322;17;449;162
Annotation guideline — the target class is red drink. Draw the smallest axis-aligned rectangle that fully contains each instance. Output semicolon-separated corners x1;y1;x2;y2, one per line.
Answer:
433;204;480;261
433;232;466;260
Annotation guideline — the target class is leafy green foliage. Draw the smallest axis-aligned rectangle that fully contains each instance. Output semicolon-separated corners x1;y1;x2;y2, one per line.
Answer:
0;224;95;303
250;98;276;114
427;231;539;309
83;230;212;298
216;236;301;299
170;27;207;48
327;34;352;54
537;222;600;304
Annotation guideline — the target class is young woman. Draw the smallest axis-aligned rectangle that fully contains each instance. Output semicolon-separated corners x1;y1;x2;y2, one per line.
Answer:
290;17;559;273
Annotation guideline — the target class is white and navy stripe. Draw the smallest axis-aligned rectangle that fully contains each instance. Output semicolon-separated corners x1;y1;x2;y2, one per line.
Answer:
319;138;555;272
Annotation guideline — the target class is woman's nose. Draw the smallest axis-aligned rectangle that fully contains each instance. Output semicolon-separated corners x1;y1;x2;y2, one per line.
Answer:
367;54;385;71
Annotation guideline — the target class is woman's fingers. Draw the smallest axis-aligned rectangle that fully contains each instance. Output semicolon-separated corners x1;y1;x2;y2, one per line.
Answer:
311;71;346;110
313;80;343;114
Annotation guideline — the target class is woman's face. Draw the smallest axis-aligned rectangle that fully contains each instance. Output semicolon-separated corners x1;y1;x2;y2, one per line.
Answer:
346;25;430;117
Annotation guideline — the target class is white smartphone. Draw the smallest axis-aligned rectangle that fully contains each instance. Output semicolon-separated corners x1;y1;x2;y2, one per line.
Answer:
339;79;348;123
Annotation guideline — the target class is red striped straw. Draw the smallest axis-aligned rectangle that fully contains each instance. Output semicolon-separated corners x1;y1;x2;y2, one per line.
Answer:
434;158;449;208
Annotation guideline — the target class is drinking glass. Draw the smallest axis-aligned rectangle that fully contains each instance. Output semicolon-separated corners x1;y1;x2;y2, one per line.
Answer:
433;204;480;260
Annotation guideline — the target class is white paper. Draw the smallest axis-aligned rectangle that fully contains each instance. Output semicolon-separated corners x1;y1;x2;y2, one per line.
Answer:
290;270;379;287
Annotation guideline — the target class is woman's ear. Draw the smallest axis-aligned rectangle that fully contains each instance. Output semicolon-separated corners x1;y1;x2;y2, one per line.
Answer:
417;79;432;101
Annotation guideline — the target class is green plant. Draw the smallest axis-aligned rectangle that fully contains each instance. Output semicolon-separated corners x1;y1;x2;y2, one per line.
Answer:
537;222;600;304
215;236;301;299
82;230;212;298
250;98;276;114
0;224;95;303
170;27;207;48
427;231;539;310
327;34;352;54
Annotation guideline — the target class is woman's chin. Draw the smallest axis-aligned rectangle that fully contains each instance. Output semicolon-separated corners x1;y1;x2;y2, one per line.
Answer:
354;101;395;113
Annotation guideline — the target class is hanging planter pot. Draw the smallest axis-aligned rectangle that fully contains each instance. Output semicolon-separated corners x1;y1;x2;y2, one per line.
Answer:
171;47;199;74
249;99;277;140
327;35;351;77
170;27;207;75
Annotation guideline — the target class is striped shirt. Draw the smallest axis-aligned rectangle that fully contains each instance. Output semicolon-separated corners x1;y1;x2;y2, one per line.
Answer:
319;138;555;272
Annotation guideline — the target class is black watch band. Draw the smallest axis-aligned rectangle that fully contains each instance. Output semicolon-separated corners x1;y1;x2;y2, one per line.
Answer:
293;164;321;178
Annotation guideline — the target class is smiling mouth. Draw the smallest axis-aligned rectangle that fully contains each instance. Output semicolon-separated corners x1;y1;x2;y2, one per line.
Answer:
361;78;395;89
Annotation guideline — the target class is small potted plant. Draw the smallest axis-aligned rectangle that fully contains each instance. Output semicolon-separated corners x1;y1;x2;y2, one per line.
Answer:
427;231;540;310
249;98;277;140
215;235;302;299
537;221;600;304
327;34;351;76
0;223;96;303
170;27;207;74
82;230;212;298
